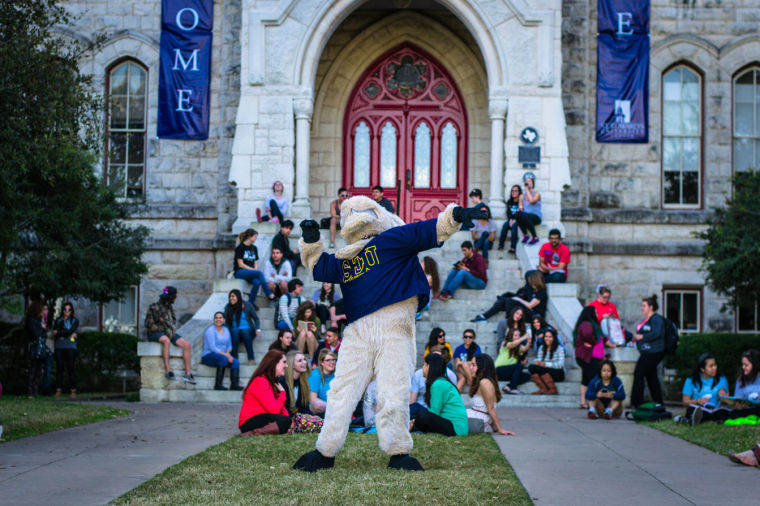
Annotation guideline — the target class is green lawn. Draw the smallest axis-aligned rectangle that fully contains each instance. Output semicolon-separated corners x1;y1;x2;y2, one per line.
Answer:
645;419;759;458
0;396;129;442
113;433;531;505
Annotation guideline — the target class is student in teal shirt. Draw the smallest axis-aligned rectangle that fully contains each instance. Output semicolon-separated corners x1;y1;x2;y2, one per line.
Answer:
682;353;729;424
410;354;468;436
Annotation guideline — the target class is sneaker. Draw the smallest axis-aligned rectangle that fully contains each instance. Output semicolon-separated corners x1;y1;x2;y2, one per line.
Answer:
182;373;197;385
441;293;453;300
602;408;613;420
507;389;522;395
470;314;487;322
165;371;176;381
508;248;516;254
329;242;335;248
521;235;530;244
529;237;539;245
587;409;598;419
691;407;704;426
673;415;688;425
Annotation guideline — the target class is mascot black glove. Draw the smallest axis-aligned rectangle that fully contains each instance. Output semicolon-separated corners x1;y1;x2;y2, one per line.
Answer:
300;219;321;243
452;206;488;228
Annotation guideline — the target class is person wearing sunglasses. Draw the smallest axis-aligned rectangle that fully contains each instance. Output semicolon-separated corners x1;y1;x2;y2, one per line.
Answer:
328;187;350;249
423;327;452;360
454;330;482;392
53;302;79;398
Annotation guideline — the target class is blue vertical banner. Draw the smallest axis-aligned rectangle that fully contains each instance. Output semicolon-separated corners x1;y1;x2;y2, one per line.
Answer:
596;0;650;143
157;0;213;140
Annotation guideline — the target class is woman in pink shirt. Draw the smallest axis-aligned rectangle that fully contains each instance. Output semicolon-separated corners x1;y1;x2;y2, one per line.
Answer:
239;350;290;435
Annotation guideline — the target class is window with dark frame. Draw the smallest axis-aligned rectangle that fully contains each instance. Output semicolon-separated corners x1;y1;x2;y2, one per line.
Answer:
663;288;700;333
737;297;760;333
106;61;147;199
662;65;701;207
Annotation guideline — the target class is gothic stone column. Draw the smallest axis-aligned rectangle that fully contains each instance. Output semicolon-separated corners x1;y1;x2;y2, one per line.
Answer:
291;97;313;220
488;97;508;218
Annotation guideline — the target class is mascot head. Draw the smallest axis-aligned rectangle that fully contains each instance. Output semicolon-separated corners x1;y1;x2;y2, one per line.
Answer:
337;196;404;256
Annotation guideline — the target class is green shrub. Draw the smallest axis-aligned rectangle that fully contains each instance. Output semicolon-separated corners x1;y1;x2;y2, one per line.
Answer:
665;333;760;390
0;323;140;394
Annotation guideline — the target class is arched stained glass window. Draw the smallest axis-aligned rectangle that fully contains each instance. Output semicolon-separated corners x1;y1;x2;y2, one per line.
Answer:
353;121;370;187
414;122;431;188
380;122;397;188
440;122;457;189
107;61;147;198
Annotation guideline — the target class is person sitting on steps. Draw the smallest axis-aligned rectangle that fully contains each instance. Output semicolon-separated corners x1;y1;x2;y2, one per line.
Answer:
437;241;487;300
496;328;532;395
498;184;522;253
233;228;275;307
528;328;565;395
272;220;301;276
201;312;241;391
524;229;570;284
264;247;293;298
327;187;349;249
144;286;195;384
517;172;541;244
471;271;547;323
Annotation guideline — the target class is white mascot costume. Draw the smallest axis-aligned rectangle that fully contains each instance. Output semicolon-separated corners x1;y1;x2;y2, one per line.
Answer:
292;196;485;472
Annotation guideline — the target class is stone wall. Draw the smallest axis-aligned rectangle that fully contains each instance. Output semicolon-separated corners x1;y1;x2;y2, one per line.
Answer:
559;0;760;331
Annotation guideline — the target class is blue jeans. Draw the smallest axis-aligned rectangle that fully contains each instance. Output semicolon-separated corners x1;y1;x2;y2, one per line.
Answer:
525;269;566;284
474;232;492;259
234;269;272;301
230;327;254;361
499;220;519;250
201;352;239;369
442;269;486;296
496;363;529;389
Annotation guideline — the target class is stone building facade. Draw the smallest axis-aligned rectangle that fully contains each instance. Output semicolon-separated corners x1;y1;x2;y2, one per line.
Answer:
60;0;759;335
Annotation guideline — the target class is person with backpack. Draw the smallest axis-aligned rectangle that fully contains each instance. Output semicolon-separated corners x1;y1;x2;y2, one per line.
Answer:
276;279;305;332
630;294;666;409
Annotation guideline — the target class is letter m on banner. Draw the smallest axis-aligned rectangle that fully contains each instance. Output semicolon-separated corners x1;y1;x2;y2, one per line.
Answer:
157;0;214;140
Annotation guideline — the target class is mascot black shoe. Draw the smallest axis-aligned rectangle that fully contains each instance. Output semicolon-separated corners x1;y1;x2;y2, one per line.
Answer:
388;454;424;471
292;449;335;472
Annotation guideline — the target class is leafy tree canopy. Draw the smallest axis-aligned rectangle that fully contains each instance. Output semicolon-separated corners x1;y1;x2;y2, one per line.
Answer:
0;0;148;306
697;170;760;309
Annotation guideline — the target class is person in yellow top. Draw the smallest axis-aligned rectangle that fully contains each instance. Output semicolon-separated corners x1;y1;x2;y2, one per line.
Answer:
423;327;453;359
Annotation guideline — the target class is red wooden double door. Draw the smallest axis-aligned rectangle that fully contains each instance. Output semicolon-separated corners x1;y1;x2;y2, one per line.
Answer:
343;43;468;222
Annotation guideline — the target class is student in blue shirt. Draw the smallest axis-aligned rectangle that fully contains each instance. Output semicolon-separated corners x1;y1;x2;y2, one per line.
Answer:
682;353;729;424
308;349;337;415
453;329;482;392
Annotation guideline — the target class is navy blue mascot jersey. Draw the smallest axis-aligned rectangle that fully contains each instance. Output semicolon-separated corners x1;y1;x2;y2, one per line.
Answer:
312;218;440;324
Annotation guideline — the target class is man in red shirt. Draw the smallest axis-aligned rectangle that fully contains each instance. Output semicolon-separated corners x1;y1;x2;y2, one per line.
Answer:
527;229;570;283
438;241;488;299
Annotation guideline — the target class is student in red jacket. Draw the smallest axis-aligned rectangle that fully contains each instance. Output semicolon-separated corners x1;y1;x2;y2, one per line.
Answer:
239;350;290;435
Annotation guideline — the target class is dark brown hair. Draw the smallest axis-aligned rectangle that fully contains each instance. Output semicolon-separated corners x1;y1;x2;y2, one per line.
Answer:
245;350;284;397
470;353;501;403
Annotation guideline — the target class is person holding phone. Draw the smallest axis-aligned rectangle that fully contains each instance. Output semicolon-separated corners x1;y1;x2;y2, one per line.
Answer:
585;360;625;419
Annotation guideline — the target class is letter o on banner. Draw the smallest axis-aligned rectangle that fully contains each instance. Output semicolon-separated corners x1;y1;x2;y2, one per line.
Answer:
175;8;199;31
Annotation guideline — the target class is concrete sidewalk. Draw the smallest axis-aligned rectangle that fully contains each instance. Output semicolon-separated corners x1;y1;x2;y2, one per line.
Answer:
0;402;239;505
492;407;759;505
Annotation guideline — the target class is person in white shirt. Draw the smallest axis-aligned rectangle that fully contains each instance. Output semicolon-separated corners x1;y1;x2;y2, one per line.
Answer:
264;247;293;297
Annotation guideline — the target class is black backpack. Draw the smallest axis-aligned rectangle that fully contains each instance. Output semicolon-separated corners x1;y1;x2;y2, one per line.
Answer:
273;293;292;327
662;317;679;355
626;402;672;422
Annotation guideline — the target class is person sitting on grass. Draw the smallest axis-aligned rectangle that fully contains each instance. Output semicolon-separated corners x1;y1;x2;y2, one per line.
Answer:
238;350;290;435
281;350;312;415
437;241;487;300
224;289;260;364
423;327;453;359
466;354;516;435
311;327;342;368
496;328;532;395
410;353;468;436
528;328;565;395
202;312;241;391
308;349;337;415
728;442;760;467
410;345;459;418
682;353;729;425
585;359;625;419
454;329;482;392
293;300;321;360
268;329;297;353
703;349;760;422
